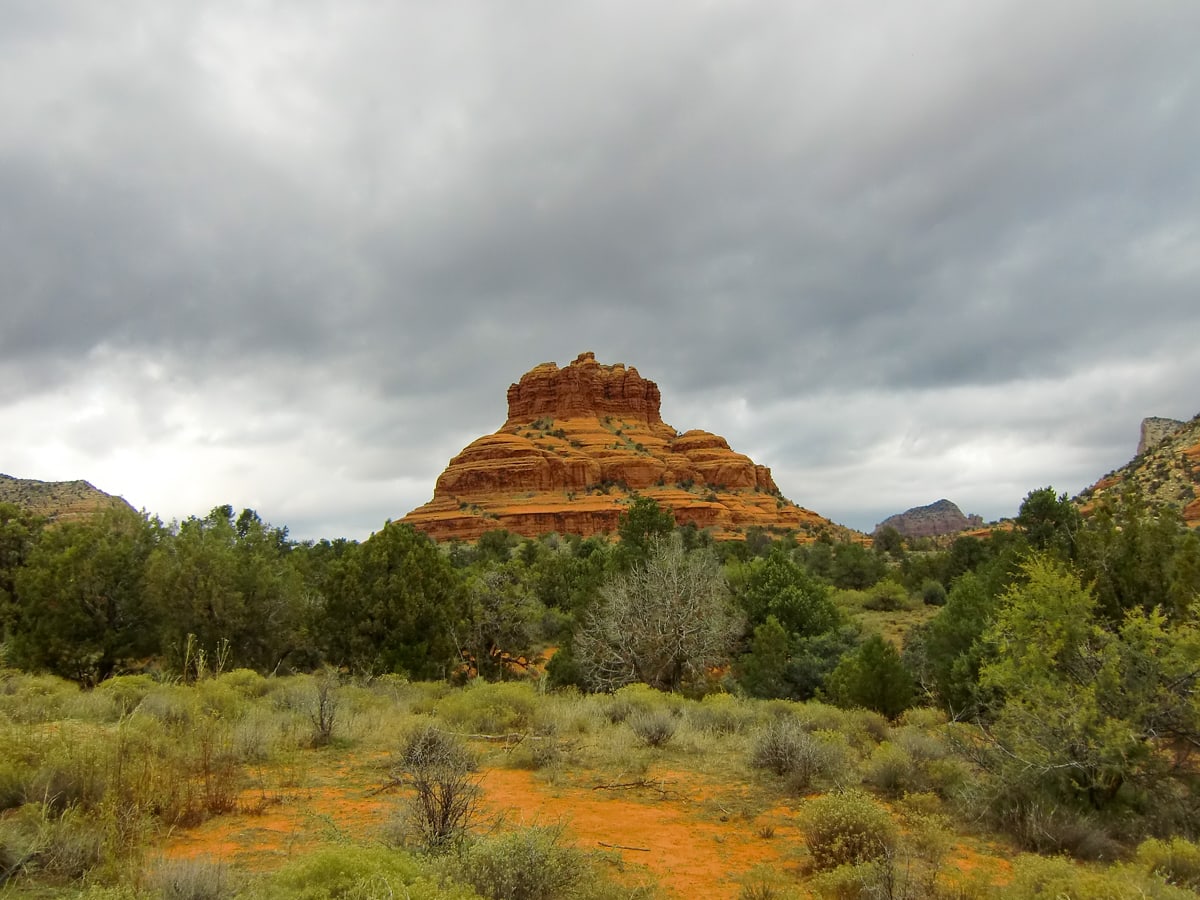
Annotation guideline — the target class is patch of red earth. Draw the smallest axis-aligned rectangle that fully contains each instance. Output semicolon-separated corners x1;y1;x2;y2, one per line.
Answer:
162;788;393;871
942;842;1013;890
478;769;798;899
162;762;799;898
161;758;1014;897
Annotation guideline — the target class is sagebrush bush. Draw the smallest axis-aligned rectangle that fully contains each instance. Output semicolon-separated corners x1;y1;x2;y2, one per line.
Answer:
862;742;915;797
791;702;847;734
688;693;753;735
987;795;1122;861
0;672;73;723
1003;853;1197;899
459;826;587;900
240;846;475;900
801;790;897;872
628;709;677;748
1136;837;1200;891
149;858;234;900
749;718;846;791
436;681;539;735
0;803;106;881
95;674;157;712
216;668;271;698
896;707;947;730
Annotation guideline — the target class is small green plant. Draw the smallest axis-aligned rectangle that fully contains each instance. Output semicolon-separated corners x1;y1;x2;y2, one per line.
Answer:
920;579;948;607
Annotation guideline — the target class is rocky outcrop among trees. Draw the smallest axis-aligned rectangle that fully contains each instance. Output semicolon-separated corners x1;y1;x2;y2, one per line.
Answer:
402;352;853;542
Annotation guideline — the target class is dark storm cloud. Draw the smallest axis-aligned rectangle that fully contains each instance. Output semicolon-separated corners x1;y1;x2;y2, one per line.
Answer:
2;1;1198;536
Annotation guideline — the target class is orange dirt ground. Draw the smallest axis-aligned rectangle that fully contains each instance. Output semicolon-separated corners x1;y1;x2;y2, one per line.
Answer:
161;749;1011;898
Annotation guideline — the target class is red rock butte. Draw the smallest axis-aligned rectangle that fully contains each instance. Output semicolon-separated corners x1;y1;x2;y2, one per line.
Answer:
402;352;856;542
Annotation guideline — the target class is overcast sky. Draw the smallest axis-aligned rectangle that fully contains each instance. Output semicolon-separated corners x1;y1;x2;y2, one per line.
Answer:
3;1;1198;540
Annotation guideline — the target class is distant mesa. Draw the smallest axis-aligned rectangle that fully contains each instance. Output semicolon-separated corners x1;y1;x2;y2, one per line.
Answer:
1078;413;1200;528
0;473;133;524
402;351;857;542
873;499;983;540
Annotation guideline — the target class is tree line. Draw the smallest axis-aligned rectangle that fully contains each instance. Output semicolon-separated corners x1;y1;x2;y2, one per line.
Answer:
4;484;1198;853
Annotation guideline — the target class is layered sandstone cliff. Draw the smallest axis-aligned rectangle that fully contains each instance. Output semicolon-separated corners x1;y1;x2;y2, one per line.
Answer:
403;352;855;542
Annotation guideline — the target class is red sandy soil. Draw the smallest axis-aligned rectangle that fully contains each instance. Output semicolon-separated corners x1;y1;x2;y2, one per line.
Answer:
162;754;797;898
161;750;1011;898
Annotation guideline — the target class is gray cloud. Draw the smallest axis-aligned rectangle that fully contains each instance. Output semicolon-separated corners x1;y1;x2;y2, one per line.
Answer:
2;1;1198;537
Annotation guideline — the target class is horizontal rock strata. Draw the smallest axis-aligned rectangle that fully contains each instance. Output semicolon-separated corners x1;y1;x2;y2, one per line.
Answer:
402;352;854;542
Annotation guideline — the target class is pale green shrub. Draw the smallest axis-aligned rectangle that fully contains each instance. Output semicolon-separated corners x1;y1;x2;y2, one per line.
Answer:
628;709;678;748
1003;853;1195;899
750;719;848;791
801;790;897;872
240;846;475;900
458;826;587;900
1136;837;1200;891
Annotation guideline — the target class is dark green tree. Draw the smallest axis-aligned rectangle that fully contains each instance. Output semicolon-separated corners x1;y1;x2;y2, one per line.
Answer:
825;634;914;718
906;572;999;716
1016;487;1082;558
979;555;1200;813
615;496;675;569
829;542;886;590
461;565;545;680
9;507;160;683
0;502;44;642
735;548;840;637
322;522;469;678
1075;491;1194;621
737;615;791;699
872;526;905;559
144;505;307;674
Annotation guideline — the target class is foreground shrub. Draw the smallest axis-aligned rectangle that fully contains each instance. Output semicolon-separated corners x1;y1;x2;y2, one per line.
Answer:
389;724;480;852
688;693;753;735
149;858;235;900
801;790;897;873
241;846;475;900
1003;853;1196;899
1136;837;1200;891
978;793;1122;861
628;709;677;748
436;681;539;735
458;825;587;900
0;803;105;881
750;718;846;790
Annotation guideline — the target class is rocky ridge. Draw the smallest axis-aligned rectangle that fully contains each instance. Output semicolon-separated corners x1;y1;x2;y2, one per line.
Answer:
874;499;983;539
1078;413;1200;528
402;352;856;542
0;474;133;523
1137;416;1186;456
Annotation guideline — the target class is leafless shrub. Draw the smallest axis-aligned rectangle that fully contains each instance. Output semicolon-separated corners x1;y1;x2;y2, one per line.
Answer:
390;723;480;852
